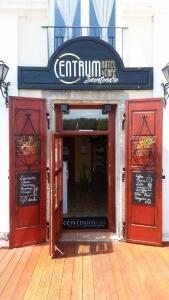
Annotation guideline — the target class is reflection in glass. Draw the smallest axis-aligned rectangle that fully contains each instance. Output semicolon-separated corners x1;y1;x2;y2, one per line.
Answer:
63;109;108;131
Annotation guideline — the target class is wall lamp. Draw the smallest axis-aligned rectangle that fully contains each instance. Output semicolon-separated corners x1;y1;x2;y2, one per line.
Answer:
60;104;69;114
161;63;169;107
0;61;10;107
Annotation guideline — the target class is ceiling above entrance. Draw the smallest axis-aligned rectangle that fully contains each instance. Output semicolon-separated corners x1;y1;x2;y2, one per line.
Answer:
18;37;153;90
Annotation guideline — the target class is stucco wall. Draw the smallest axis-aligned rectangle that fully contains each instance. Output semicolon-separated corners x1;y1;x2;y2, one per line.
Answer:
18;16;48;66
0;4;48;246
123;17;153;67
0;15;18;241
152;14;169;241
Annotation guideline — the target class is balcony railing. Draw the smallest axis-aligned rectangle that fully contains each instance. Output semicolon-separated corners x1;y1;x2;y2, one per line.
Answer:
42;26;127;59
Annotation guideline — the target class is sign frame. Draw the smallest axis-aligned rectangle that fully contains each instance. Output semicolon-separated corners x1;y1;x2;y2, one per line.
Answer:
18;37;153;90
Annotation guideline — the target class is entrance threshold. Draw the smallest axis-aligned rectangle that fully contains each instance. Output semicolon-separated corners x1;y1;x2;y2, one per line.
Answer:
59;231;118;242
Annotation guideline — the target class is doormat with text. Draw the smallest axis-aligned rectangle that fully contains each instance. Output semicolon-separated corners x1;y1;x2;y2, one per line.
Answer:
63;216;108;229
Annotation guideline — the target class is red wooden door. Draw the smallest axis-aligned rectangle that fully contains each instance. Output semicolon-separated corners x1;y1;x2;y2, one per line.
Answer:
9;97;46;248
125;98;163;245
49;132;63;257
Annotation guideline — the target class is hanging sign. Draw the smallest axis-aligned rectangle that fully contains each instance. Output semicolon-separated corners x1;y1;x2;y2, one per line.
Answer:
18;37;153;90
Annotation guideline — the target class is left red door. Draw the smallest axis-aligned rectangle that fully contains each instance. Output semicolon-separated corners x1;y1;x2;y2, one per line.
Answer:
9;96;46;248
49;132;63;257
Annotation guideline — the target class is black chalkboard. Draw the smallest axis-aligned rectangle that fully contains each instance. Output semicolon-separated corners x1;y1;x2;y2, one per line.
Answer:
133;171;155;205
16;172;40;206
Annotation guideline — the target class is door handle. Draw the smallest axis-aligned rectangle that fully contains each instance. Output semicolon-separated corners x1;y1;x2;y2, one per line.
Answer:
46;167;50;184
122;167;125;182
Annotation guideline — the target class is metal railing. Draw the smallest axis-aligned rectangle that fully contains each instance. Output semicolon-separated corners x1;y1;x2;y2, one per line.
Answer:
42;26;127;59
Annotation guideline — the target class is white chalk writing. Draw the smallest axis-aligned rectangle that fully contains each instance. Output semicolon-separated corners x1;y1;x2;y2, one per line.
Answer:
133;172;155;205
17;172;40;205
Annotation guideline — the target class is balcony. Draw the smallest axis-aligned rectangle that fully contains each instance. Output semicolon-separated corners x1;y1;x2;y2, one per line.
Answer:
42;26;127;59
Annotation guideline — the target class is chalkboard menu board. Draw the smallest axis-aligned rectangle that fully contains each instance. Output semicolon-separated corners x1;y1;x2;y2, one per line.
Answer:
16;172;40;206
133;171;155;205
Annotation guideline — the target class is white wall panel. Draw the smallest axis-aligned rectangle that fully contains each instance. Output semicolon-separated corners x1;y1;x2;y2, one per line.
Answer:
18;16;48;66
0;15;18;235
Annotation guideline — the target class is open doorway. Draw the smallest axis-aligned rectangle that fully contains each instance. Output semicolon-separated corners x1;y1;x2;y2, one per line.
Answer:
63;135;108;229
54;104;116;232
63;135;107;213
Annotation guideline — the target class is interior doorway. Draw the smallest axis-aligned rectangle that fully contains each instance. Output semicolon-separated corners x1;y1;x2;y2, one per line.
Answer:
63;135;108;219
54;104;116;232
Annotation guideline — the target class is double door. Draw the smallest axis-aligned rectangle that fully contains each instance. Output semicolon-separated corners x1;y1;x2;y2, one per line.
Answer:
9;97;163;256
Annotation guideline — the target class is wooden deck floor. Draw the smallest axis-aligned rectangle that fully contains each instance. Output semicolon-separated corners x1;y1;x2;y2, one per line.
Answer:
0;241;169;299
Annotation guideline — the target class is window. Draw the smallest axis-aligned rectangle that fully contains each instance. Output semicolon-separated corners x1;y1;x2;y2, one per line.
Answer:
89;0;116;46
54;0;116;48
55;0;81;48
63;109;108;131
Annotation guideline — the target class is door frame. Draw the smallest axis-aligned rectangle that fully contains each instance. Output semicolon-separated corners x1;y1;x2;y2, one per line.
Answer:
55;104;116;232
49;132;63;257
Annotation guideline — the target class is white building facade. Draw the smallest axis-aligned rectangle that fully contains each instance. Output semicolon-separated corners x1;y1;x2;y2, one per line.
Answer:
0;0;169;249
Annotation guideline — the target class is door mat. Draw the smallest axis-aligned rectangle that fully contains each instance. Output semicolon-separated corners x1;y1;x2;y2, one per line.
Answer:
63;216;108;229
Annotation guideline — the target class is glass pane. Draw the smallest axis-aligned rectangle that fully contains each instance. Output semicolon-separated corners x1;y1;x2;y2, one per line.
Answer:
63;109;108;131
54;0;81;49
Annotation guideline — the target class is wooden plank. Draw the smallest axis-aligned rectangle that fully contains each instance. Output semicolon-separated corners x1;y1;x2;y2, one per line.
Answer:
108;242;131;300
157;245;169;271
59;242;75;300
148;245;169;278
1;242;169;299
0;246;33;300
47;244;65;300
0;248;8;262
130;243;168;299
23;244;49;300
11;245;42;300
114;242;149;300
0;247;24;295
71;243;83;300
82;243;94;300
0;248;16;276
100;243;118;300
140;243;169;299
124;242;154;299
91;243;106;300
35;252;55;300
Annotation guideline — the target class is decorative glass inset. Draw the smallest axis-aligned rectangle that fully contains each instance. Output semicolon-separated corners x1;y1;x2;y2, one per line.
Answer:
16;135;41;156
15;111;41;168
132;115;157;169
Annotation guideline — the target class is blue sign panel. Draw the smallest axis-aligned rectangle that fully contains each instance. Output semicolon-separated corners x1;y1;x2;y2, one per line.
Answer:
18;37;153;90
